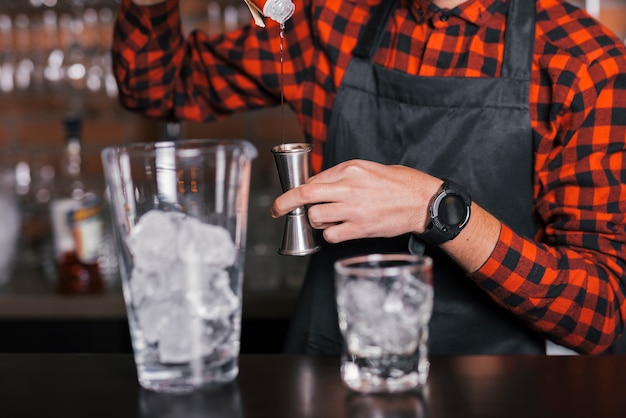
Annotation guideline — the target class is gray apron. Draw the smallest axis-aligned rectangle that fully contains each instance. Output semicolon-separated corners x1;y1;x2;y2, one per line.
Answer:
285;0;545;355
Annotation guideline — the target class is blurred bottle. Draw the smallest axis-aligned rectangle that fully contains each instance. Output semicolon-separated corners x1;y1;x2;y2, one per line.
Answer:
14;13;35;92
12;156;55;272
59;12;86;107
50;114;104;295
0;14;16;93
42;10;64;94
224;5;240;32
206;1;223;35
0;167;20;286
83;8;103;94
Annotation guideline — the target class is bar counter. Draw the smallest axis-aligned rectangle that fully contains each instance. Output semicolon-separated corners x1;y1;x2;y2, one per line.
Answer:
2;354;625;418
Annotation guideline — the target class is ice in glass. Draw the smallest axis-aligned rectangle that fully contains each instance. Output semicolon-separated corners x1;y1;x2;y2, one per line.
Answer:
335;253;433;393
102;139;257;393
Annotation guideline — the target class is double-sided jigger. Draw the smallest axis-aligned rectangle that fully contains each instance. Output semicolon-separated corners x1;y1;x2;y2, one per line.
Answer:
272;143;321;256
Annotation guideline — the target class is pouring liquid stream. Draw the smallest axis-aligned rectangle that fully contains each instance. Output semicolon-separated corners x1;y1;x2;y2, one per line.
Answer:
280;23;286;147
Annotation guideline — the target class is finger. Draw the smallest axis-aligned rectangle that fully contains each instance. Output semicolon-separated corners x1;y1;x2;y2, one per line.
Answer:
310;221;342;230
322;221;371;244
270;187;303;218
307;203;346;228
307;165;345;185
271;182;347;218
270;186;311;218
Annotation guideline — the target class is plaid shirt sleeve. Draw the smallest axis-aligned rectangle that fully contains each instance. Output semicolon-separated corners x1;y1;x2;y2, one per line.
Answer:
113;0;626;354
112;0;296;121
472;50;626;354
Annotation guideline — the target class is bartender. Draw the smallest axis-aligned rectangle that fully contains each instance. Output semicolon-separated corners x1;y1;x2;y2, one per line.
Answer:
113;0;626;355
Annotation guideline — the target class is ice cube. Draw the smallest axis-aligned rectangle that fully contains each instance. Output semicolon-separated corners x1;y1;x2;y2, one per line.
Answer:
157;305;201;364
127;209;241;363
134;297;175;344
344;279;386;315
176;216;236;268
126;210;184;271
197;269;239;321
157;308;234;364
130;263;187;307
342;276;432;355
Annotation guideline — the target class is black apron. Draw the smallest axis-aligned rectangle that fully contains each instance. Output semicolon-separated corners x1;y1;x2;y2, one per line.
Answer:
285;0;545;355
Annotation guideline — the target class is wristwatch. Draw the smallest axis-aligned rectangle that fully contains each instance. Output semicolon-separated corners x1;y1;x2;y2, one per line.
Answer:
419;179;471;246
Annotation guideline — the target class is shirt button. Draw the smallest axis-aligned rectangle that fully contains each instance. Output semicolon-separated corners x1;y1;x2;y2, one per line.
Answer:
440;15;449;22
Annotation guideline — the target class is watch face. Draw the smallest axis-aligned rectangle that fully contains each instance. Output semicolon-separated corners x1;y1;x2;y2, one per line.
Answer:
439;194;467;226
421;180;471;245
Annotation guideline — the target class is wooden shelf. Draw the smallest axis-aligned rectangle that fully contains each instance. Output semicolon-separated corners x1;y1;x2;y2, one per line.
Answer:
0;268;125;319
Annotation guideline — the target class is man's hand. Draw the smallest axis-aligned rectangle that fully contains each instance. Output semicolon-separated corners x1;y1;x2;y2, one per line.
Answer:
271;159;501;273
271;160;442;243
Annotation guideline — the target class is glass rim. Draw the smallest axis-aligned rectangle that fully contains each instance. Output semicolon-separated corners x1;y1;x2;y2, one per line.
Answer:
271;142;312;154
101;138;258;160
334;253;432;278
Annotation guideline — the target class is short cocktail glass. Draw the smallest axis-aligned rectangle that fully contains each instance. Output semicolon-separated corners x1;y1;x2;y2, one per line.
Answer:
335;253;433;393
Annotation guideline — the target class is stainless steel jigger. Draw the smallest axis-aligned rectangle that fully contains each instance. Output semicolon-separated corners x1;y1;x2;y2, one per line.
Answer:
272;143;321;256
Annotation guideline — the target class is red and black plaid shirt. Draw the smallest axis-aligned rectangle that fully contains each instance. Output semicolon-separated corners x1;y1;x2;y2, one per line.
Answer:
113;0;626;354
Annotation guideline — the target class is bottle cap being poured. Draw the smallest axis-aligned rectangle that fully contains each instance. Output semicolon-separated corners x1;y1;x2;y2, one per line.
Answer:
243;0;295;27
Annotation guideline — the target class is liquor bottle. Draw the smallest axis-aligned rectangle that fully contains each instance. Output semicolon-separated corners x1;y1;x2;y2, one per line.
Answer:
50;114;104;294
243;0;295;26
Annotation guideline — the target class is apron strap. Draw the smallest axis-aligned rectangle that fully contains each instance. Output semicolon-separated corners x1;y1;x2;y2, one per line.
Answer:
501;0;535;80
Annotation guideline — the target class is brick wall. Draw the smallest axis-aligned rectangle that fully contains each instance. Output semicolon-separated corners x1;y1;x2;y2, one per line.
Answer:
0;89;304;189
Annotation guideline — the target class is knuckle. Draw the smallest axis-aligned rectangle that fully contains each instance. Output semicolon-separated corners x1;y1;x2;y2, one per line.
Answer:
307;205;321;223
342;159;363;173
295;185;315;202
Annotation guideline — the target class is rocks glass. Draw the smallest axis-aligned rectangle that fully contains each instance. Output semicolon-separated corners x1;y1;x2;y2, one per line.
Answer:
335;253;433;393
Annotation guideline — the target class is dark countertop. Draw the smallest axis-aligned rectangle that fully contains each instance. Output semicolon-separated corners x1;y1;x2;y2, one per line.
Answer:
1;353;626;418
